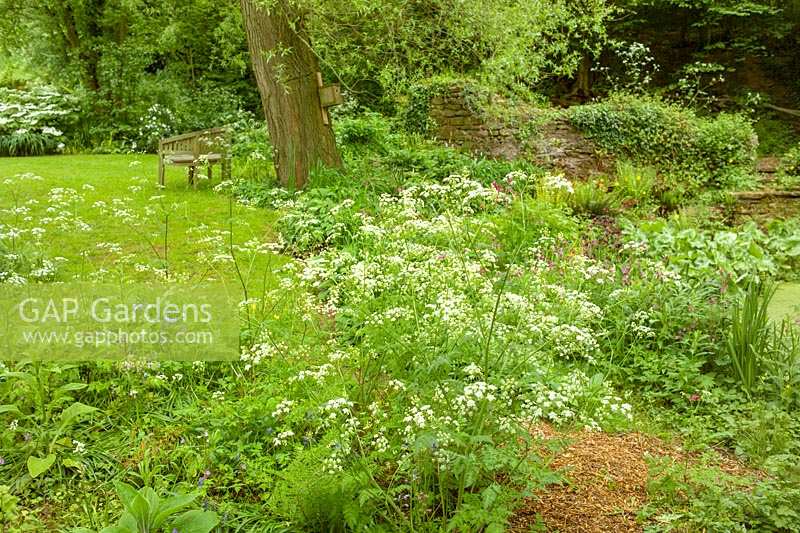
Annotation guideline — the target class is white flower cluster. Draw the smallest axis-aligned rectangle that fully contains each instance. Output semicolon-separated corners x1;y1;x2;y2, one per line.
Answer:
0;87;76;143
291;363;334;385
462;362;483;379
521;370;632;429
240;342;276;370
629;310;656;339
403;404;434;438
272;399;295;418
257;170;650;483
549;323;600;362
379;175;510;216
453;381;497;417
272;430;295;447
542;174;574;194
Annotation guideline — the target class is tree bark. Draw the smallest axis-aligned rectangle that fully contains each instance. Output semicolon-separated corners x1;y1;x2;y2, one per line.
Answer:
240;0;342;188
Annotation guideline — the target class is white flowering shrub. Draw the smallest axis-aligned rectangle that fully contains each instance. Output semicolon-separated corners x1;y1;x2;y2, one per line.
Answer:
134;104;177;153
0;87;77;156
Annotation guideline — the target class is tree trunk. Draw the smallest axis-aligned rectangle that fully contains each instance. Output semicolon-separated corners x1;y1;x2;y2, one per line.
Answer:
240;0;342;188
575;54;592;98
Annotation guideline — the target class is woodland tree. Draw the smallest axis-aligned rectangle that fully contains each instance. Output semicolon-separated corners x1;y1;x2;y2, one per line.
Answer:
240;0;341;188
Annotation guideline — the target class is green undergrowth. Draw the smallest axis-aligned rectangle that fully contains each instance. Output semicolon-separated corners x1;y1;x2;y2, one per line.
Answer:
568;94;758;191
2;116;800;531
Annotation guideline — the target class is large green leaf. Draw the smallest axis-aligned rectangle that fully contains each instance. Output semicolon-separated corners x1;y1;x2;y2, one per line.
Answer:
129;492;152;527
114;482;141;513
27;454;56;478
140;487;160;527
152;493;198;528
54;382;88;398
58;402;98;430
170;510;220;533
99;511;138;533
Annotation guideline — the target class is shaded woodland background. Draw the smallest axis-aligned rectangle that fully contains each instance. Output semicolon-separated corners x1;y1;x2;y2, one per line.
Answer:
1;0;798;154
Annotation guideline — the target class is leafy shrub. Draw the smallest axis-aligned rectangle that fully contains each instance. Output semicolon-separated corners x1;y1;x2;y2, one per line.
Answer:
335;112;392;148
0;86;77;155
131;103;178;153
568;94;757;189
229;117;274;182
645;455;800;532
763;218;800;279
494;196;582;257
620;218;799;287
80;80;252;153
264;173;633;529
653;186;686;214
337;112;539;190
275;187;365;253
591;254;724;404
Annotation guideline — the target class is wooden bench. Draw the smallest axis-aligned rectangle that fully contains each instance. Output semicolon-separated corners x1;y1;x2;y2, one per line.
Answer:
158;127;231;188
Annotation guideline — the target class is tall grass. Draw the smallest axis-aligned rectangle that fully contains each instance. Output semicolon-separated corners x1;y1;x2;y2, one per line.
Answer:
727;281;776;396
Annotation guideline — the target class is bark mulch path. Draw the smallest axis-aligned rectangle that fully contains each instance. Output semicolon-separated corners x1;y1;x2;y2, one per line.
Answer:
508;424;754;533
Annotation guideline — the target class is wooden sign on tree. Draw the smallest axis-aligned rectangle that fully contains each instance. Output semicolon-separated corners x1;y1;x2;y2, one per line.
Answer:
316;72;344;126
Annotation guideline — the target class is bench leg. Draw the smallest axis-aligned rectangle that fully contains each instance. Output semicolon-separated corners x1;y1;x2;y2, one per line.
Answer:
222;157;231;181
208;163;212;183
188;166;195;188
158;156;165;187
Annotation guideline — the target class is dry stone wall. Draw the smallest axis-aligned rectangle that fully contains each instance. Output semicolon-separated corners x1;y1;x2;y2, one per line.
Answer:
428;86;611;178
429;87;522;160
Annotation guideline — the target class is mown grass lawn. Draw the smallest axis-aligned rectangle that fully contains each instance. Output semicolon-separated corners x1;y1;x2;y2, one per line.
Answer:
770;282;800;322
0;154;285;289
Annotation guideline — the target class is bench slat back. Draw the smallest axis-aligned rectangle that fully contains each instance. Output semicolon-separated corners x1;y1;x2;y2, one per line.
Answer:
159;127;230;157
